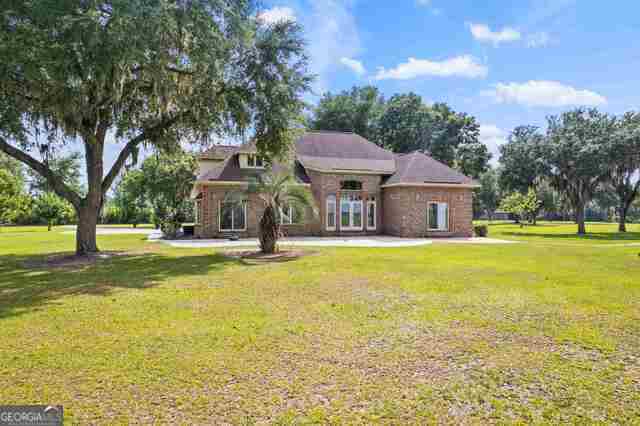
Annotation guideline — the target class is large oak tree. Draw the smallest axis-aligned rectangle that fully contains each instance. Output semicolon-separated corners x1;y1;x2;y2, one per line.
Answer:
0;0;310;254
543;109;616;235
610;112;640;232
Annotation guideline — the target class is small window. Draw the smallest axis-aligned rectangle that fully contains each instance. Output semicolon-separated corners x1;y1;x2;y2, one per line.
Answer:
428;202;449;231
194;200;202;225
279;203;303;225
340;180;362;191
219;201;246;231
326;195;336;231
366;196;376;230
246;154;264;168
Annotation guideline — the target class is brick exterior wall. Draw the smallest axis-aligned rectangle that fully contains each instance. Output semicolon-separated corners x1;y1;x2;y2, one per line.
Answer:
382;186;474;238
193;178;474;238
193;183;319;238
305;170;383;236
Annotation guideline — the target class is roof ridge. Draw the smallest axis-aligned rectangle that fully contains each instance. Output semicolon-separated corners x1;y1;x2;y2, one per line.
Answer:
307;130;354;134
404;151;418;181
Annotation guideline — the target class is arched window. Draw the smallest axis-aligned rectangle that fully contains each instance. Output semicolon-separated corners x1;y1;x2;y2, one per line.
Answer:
340;180;362;191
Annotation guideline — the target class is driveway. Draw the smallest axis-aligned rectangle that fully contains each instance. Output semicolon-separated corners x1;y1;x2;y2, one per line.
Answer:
62;226;156;235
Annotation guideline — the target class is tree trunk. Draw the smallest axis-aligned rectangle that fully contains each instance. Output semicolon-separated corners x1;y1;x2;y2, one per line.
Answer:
259;206;279;254
75;127;106;256
618;202;628;233
76;205;100;255
47;221;52;231
576;202;586;235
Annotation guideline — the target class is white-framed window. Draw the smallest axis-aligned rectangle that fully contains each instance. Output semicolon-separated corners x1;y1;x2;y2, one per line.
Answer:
194;200;202;225
366;196;376;230
428;202;449;231
219;201;247;231
246;154;264;168
279;203;303;225
340;194;363;231
326;195;337;231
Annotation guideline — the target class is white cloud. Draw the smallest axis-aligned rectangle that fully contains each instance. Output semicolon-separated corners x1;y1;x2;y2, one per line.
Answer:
301;0;361;93
479;124;508;162
527;32;552;48
375;55;488;80
257;6;296;24
339;57;366;76
468;23;521;46
483;80;607;107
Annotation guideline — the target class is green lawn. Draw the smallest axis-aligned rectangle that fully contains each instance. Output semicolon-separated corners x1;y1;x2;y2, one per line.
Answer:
1;223;639;423
480;220;640;245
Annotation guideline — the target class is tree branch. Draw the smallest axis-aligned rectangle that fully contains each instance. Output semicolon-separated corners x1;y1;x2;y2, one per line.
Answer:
0;136;82;208
101;135;144;195
101;115;182;194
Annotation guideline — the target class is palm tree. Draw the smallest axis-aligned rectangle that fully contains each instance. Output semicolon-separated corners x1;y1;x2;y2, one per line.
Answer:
226;169;317;254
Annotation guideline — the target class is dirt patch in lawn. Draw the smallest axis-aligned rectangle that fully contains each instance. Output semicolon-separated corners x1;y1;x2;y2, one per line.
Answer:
222;249;318;264
22;251;131;269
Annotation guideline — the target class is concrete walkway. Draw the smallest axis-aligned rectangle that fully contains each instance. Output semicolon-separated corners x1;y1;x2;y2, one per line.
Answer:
151;234;517;248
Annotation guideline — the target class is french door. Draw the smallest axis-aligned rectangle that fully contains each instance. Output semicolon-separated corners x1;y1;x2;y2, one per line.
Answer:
340;194;363;231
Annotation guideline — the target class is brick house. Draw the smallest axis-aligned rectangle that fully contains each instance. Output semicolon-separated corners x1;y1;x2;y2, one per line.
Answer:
192;131;478;238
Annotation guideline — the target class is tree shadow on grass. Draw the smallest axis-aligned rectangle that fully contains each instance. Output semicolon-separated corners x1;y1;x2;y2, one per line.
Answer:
501;231;640;241
0;251;241;320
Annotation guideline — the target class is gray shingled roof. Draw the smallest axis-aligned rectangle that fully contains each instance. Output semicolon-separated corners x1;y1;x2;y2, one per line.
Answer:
296;132;396;174
384;152;477;186
197;132;475;187
198;155;310;184
199;145;240;160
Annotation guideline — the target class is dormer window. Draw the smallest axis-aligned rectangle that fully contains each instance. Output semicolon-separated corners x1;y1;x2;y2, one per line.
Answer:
246;154;264;168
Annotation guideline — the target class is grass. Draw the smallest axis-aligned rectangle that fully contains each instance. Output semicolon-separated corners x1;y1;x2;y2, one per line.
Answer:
1;223;639;423
479;220;640;245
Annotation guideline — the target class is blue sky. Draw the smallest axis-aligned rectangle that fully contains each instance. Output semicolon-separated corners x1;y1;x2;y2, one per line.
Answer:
258;0;640;160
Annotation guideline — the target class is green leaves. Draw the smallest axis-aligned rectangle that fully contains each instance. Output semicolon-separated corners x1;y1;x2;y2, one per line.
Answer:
1;0;310;175
478;169;500;218
309;87;489;177
139;150;196;236
33;192;75;229
310;86;385;142
545;109;616;193
499;125;546;194
499;188;541;224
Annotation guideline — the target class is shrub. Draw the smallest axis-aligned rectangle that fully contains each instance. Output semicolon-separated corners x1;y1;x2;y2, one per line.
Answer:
474;224;488;237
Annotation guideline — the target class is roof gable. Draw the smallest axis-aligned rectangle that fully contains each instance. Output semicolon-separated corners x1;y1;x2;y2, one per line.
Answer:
199;145;240;160
295;131;396;173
